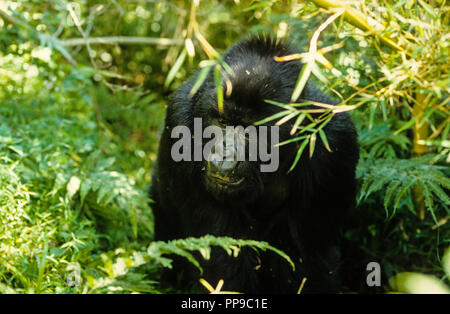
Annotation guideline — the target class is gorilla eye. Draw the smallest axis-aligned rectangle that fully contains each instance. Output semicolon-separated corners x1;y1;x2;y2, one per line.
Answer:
214;117;230;126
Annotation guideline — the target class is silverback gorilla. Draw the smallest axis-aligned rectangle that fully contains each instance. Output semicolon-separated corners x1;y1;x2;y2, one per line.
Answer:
150;35;359;293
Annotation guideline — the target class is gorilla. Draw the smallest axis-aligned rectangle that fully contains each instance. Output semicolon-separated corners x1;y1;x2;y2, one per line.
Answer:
150;35;359;293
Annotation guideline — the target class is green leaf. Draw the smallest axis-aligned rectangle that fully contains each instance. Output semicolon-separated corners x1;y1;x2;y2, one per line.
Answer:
244;1;269;12
311;61;328;83
427;180;450;205
384;180;401;216
79;179;92;204
419;182;438;224
214;65;224;114
318;129;331;152
190;65;212;97
216;57;234;76
289;137;309;172
255;110;291;126
290;113;307;135
291;61;313;102
97;186;110;204
277;135;308;147
309;133;316;158
394;118;416;135
418;0;438;19
443;248;450;277
164;49;187;88
392;180;415;216
264;99;294;110
368;103;377;130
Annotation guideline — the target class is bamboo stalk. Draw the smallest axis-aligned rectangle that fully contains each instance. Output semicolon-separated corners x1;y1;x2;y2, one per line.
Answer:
61;37;183;46
412;93;429;220
412;93;430;157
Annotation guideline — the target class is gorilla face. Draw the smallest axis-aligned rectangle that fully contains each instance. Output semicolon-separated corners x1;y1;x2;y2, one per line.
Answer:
191;69;295;203
192;95;264;201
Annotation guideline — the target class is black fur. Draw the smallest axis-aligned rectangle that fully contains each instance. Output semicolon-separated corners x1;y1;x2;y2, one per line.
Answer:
150;35;359;293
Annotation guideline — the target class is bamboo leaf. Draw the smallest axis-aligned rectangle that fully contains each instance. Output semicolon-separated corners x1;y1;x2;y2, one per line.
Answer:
264;99;294;110
309;133;317;158
418;0;438;19
277;135;308;147
275;111;298;126
289;137;309;172
164;49;187;88
255;110;291;126
291;61;313;102
318;129;332;152
190;65;212;97
214;65;224;114
290;113;307;135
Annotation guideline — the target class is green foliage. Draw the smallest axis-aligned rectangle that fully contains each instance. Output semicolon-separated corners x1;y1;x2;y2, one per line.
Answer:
358;155;450;222
0;76;153;293
358;124;411;159
147;235;295;274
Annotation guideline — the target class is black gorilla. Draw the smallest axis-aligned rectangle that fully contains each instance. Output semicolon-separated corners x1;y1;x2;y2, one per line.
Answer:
151;35;359;293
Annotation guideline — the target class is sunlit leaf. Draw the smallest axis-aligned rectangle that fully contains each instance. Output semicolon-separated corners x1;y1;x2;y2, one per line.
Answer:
309;133;317;158
67;176;81;200
190;65;213;97
214;65;224;114
390;272;450;294
164;49;187;88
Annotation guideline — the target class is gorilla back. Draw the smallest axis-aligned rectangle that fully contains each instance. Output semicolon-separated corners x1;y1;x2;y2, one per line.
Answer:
151;35;359;293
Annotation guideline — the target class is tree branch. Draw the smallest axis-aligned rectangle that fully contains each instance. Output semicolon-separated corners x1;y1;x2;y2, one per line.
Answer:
0;8;33;31
61;36;183;47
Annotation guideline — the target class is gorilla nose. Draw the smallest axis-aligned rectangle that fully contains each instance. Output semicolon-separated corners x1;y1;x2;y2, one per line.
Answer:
208;151;238;173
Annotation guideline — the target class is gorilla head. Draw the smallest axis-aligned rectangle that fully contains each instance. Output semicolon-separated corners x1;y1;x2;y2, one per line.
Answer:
186;36;306;203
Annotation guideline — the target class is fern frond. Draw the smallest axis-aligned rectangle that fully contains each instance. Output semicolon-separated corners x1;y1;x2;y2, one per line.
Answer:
384;180;402;212
146;235;295;274
358;156;449;220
